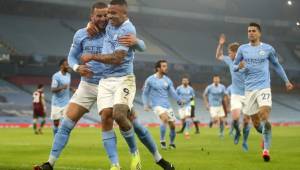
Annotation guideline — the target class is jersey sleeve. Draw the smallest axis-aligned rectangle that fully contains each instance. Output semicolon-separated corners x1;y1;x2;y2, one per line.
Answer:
268;46;289;83
115;24;136;52
168;79;181;102
134;39;147;52
233;47;244;72
203;86;209;96
222;55;232;66
51;75;59;88
68;30;83;70
142;78;151;106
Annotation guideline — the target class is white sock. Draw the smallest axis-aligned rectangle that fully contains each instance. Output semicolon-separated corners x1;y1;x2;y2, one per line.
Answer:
153;151;162;162
48;155;57;166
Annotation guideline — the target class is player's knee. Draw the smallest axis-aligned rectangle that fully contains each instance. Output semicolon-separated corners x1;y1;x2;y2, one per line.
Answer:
169;122;175;129
259;106;271;120
231;109;241;120
264;121;272;131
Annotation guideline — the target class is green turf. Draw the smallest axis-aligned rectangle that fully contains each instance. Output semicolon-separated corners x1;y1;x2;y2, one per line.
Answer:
0;126;299;170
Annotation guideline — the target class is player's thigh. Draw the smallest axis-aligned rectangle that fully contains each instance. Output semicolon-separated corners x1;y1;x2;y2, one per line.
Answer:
65;103;87;122
51;106;65;121
97;79;115;113
231;95;243;120
100;108;114;131
70;81;97;111
114;75;136;109
257;88;272;120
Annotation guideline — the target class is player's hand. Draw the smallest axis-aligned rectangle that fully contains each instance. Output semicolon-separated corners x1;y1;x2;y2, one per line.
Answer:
81;54;93;64
62;84;68;89
238;61;245;69
286;82;294;91
87;22;99;37
219;34;226;45
77;65;93;78
118;34;138;47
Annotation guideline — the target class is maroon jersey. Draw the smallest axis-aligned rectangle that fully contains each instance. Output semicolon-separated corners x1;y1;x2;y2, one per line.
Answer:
33;90;45;117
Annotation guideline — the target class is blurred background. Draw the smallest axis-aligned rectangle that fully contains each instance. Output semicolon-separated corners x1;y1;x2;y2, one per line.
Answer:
0;0;299;125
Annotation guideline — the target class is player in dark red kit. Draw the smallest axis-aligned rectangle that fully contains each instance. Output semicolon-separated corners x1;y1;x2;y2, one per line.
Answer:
32;84;47;134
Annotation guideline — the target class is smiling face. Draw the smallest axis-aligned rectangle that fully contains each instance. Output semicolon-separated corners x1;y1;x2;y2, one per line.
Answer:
90;7;108;30
107;4;127;27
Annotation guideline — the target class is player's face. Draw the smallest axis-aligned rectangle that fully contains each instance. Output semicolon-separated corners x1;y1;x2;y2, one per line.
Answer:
228;50;236;60
213;76;220;85
248;26;261;42
61;61;69;72
182;78;189;86
159;62;168;74
91;8;108;30
108;5;127;26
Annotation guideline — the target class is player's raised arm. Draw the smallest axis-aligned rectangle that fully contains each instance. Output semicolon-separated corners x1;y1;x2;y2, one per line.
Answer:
216;34;226;60
269;47;293;91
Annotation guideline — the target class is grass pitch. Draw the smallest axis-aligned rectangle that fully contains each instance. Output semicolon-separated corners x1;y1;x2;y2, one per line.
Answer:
0;126;299;170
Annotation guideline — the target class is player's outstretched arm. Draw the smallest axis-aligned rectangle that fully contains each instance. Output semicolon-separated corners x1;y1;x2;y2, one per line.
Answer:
216;34;226;60
269;47;294;91
118;34;147;52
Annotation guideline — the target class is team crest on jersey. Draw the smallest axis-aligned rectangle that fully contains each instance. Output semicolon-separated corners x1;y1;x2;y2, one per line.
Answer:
259;50;265;56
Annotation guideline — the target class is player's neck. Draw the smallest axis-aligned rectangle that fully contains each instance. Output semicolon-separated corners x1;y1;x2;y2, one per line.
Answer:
183;85;188;88
60;70;67;75
156;72;164;78
250;40;261;46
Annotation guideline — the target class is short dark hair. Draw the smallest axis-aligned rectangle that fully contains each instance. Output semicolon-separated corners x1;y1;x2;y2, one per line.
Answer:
110;0;128;7
90;2;108;14
37;84;43;89
155;60;167;72
213;74;220;78
249;22;261;32
58;58;67;67
182;75;190;80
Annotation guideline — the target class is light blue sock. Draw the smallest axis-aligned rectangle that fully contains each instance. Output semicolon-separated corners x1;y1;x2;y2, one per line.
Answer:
160;124;167;142
132;119;157;154
243;123;251;144
184;119;191;133
102;130;119;165
121;127;138;154
262;121;272;150
169;128;176;144
49;117;75;165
